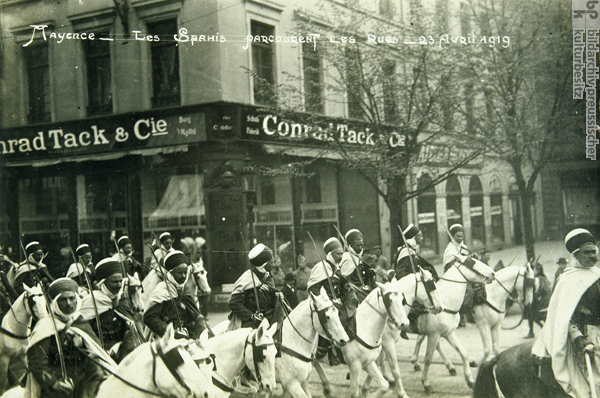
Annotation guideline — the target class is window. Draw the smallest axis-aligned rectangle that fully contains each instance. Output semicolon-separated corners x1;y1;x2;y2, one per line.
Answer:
85;33;112;116
251;21;276;105
149;19;180;108
379;0;394;18
345;48;363;118
304;172;321;204
25;45;50;123
302;42;323;113
436;0;448;32
382;61;397;122
460;2;471;36
260;176;276;205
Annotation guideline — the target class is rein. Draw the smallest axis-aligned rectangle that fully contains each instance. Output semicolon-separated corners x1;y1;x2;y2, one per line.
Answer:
349;288;396;349
243;328;274;385
279;302;330;363
81;339;208;398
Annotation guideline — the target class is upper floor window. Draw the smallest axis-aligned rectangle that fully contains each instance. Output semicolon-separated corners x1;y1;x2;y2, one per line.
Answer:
382;61;397;122
260;176;276;205
302;42;323;114
251;21;275;106
25;45;50;124
345;48;364;119
304;171;322;204
85;33;112;116
379;0;394;18
149;19;180;108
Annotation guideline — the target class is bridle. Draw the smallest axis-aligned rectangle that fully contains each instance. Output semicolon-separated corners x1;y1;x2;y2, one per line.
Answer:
311;301;337;342
26;291;44;322
150;341;200;398
243;327;274;386
439;261;494;285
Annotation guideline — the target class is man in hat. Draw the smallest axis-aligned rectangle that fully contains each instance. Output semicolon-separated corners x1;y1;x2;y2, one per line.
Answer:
81;258;139;362
112;236;145;279
66;244;96;289
532;228;600;398
150;232;174;270
228;243;279;329
11;241;54;296
443;224;473;273
340;229;376;291
553;257;570;293
395;224;439;281
281;273;299;309
26;278;116;398
293;255;311;302
308;237;354;365
144;250;206;339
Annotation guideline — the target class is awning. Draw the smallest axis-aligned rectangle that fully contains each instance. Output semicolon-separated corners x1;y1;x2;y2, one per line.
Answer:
149;174;205;220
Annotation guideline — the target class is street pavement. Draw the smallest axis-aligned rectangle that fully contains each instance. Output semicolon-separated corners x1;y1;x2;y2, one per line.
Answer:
212;240;571;398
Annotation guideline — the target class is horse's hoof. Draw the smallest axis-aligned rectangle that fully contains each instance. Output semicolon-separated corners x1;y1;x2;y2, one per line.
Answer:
469;360;478;368
413;363;421;371
324;388;333;398
423;385;434;394
346;372;350;380
388;380;396;387
466;379;474;389
448;368;457;376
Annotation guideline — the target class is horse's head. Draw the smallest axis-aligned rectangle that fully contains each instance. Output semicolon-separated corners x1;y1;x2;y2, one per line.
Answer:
189;330;216;395
375;280;409;329
244;318;277;393
454;255;495;284
125;274;144;313
192;261;211;295
522;262;535;307
310;286;349;346
155;324;212;398
23;283;47;321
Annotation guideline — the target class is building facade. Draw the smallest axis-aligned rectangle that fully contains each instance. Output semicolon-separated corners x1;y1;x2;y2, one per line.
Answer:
0;0;550;290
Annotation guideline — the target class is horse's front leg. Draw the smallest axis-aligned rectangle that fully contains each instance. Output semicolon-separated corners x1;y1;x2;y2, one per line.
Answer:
474;315;493;365
0;350;10;395
363;360;389;398
312;359;333;398
491;321;502;357
435;342;456;375
443;331;474;388
410;334;425;371
347;359;363;398
382;339;409;398
421;334;440;393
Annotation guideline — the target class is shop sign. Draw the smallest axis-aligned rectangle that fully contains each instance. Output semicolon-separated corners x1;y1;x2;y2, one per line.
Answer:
417;144;481;166
418;212;436;224
0;110;206;163
242;108;407;149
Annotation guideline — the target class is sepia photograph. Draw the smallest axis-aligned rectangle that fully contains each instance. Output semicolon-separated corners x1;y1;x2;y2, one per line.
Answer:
0;0;598;397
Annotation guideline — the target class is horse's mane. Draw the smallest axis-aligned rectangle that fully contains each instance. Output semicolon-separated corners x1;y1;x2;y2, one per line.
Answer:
208;327;252;346
118;340;152;368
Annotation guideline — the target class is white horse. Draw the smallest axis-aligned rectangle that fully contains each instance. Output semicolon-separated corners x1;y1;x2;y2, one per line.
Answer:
313;280;409;398
0;284;46;394
0;324;213;398
366;269;445;398
206;318;277;398
408;255;495;393
273;286;349;398
97;323;213;398
472;263;535;363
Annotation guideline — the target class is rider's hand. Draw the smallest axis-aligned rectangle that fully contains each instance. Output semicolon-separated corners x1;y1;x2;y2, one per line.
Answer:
575;336;595;354
332;298;342;307
275;292;284;300
251;312;264;323
174;327;189;339
52;379;74;394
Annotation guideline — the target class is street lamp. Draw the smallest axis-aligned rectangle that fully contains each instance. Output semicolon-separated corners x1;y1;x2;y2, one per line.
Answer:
241;158;257;246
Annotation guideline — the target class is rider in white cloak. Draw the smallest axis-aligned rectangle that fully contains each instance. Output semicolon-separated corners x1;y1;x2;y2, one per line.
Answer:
532;228;600;398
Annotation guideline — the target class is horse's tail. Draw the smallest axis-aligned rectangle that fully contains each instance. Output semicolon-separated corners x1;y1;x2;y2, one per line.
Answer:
473;355;499;398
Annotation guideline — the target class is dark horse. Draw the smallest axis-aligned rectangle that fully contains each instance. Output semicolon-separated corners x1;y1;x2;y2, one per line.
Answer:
473;340;570;398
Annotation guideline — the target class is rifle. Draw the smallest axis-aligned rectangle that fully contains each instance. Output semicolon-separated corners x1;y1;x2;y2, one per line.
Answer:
239;232;261;315
397;225;418;274
20;241;67;382
110;232;127;278
332;225;366;288
68;246;104;349
306;232;337;301
147;237;183;332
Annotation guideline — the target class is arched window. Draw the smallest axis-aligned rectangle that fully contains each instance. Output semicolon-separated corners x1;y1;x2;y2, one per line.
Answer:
469;176;485;247
446;176;462;226
417;174;438;253
489;177;504;244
